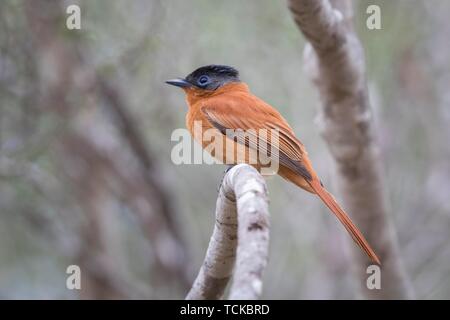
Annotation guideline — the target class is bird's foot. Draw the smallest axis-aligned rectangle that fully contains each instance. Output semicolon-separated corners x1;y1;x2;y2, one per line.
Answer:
217;165;235;192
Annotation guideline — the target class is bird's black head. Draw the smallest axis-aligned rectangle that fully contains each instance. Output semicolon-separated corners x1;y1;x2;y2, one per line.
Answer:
166;65;240;91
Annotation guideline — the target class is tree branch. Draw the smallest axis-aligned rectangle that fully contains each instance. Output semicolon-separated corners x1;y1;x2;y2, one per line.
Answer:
288;0;413;298
186;164;270;300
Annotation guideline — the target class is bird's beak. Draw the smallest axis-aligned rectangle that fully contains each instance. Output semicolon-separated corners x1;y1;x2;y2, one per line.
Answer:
165;78;192;88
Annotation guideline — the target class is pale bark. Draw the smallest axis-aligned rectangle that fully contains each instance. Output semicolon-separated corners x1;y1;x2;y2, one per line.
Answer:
187;164;270;300
288;0;413;298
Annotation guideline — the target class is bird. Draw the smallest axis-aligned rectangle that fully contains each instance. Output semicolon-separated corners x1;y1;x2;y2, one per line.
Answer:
166;64;380;265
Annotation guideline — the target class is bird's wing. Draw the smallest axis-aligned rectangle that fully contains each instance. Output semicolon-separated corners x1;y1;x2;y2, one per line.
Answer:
201;96;312;180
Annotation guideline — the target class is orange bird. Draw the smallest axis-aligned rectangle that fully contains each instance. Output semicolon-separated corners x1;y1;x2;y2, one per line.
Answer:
166;65;380;265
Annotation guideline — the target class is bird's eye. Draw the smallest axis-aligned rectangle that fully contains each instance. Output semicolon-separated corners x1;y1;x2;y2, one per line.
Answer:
198;75;210;86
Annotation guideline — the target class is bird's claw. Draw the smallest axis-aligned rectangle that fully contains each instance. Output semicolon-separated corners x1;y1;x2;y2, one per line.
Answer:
217;165;235;192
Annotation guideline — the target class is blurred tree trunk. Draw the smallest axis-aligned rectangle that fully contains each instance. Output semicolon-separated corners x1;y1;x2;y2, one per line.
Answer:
25;0;191;297
287;0;413;298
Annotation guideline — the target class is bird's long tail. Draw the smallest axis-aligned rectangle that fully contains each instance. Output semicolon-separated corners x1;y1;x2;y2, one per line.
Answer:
308;179;381;265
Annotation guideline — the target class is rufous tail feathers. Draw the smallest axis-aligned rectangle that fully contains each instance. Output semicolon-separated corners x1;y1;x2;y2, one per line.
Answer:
309;179;381;265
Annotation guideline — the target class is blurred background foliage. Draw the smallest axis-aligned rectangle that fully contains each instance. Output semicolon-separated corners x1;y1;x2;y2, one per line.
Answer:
0;0;449;299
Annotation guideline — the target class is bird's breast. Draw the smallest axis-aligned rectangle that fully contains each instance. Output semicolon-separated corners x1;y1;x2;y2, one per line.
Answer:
185;102;275;173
